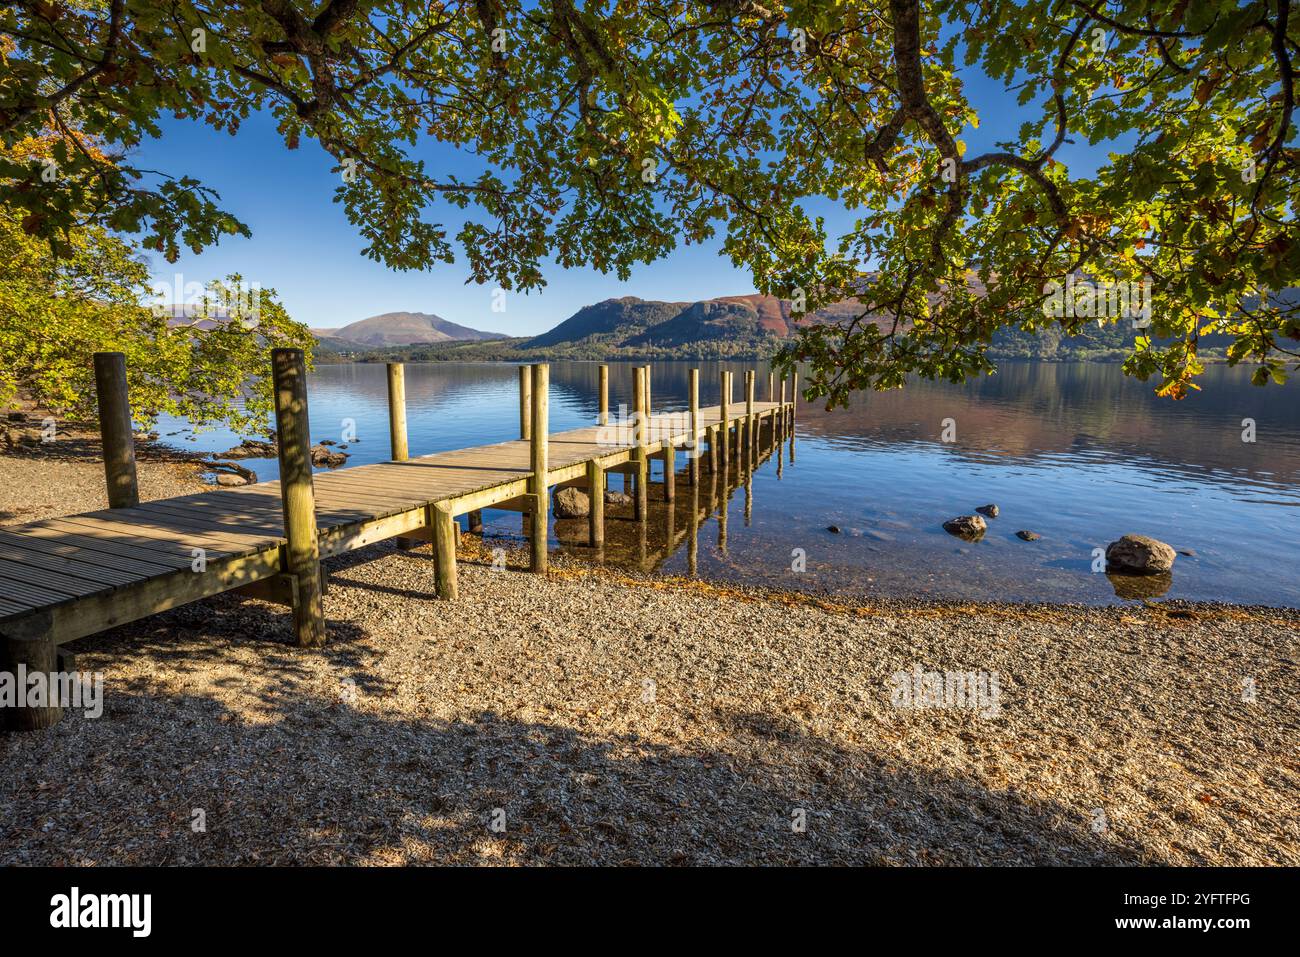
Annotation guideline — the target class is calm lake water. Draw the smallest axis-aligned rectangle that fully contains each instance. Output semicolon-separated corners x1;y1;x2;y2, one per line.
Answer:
160;360;1300;607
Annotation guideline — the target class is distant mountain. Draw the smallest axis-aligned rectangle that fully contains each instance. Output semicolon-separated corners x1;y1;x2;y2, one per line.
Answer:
526;297;687;347
524;294;865;353
314;311;507;347
623;299;772;348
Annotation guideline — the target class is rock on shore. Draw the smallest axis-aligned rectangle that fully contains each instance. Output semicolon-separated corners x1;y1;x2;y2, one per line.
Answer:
1106;534;1177;575
554;487;590;518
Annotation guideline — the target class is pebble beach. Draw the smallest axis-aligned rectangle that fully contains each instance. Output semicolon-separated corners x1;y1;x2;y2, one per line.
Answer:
0;429;1296;865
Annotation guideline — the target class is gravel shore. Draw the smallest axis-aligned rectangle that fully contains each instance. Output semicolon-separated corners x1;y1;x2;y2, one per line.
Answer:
0;435;1296;866
0;417;208;524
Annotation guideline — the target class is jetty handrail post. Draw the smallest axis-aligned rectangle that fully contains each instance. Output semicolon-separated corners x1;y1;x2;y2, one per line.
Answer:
719;369;730;467
518;365;533;440
688;368;700;487
528;363;549;572
768;370;775;403
643;364;652;428
745;369;756;467
92;352;139;509
633;366;648;522
790;370;798;428
598;364;609;426
386;362;409;462
271;347;326;648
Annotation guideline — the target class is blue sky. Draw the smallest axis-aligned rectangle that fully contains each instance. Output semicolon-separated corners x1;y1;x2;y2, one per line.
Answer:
132;112;759;335
129;39;1111;337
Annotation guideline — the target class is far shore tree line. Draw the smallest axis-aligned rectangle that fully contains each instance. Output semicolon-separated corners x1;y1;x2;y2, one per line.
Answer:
1;1;1296;434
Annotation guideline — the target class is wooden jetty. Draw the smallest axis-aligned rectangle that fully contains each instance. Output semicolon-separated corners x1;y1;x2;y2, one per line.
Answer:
0;352;796;729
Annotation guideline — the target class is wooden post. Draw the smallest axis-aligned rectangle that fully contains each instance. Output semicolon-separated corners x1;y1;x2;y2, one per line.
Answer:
633;367;648;522
587;459;605;548
719;369;730;467
386;362;409;462
789;372;797;429
519;365;532;440
431;503;458;599
745;370;756;467
271;348;325;648
1;614;60;731
688;368;700;487
643;365;652;422
468;510;484;534
529;364;549;572
778;376;787;438
768;370;775;402
598;364;609;426
662;445;675;502
92;352;139;509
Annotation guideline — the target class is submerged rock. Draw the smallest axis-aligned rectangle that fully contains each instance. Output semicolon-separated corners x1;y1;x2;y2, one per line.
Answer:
215;473;248;487
220;438;277;459
310;444;349;468
943;515;987;540
554;487;590;518
975;504;999;518
827;525;841;534
1016;530;1041;541
1106;534;1176;575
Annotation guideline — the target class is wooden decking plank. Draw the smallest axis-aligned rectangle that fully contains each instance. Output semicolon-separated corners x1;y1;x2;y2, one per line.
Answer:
0;526;196;572
80;506;282;548
135;500;287;537
0;556;108;599
0;540;149;587
309;482;426;514
0;569;70;608
45;516;248;559
316;470;515;504
0;595;34;618
324;467;521;499
159;488;371;529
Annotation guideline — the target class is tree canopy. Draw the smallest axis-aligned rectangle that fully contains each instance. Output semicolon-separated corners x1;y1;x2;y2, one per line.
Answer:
2;1;1297;406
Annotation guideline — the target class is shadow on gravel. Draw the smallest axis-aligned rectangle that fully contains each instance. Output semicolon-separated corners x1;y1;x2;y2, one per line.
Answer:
0;669;1150;866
